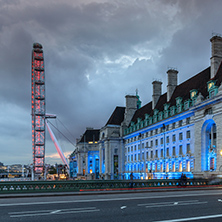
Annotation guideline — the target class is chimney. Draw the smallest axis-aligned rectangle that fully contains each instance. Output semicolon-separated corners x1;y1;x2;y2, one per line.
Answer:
167;69;178;102
152;80;162;109
210;35;222;78
124;95;137;126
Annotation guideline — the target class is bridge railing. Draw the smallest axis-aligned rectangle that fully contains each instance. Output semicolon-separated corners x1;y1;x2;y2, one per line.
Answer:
0;178;213;194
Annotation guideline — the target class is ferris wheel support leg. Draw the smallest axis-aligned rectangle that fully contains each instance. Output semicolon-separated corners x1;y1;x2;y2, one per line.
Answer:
45;120;70;170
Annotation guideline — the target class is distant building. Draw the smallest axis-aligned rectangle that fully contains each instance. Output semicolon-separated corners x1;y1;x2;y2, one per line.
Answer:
70;128;100;179
72;35;222;180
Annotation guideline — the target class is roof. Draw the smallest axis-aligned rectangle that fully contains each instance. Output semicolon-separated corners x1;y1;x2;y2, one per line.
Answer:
78;129;100;143
131;66;215;123
105;106;125;126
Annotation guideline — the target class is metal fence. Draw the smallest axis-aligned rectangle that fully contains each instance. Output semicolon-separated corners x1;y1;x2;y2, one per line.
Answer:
0;178;213;194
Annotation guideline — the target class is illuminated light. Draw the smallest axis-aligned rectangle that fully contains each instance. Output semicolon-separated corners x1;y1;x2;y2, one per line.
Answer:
220;150;222;156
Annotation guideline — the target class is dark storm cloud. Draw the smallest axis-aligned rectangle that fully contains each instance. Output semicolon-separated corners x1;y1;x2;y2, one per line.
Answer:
1;0;222;164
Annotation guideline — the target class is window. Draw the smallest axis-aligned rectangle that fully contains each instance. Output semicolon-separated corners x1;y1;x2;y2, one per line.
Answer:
166;148;169;157
166;136;169;143
179;120;183;127
134;154;137;161
166;125;169;131
155;150;158;158
142;143;144;149
179;145;183;155
172;134;176;142
186;117;190;124
155;129;158;134
172;147;176;156
150;130;153;136
131;155;133;161
131;146;133;152
161;137;163;145
142;152;144;160
187;144;190;154
146;152;148;159
161;149;163;157
155;139;158;146
179;132;183;140
134;145;137;151
172;122;176;129
186;130;191;139
151;151;153;158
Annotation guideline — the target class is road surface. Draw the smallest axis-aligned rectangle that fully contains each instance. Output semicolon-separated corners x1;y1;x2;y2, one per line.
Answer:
1;189;222;221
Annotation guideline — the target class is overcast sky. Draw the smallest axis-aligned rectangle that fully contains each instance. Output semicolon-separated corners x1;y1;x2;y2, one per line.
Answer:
1;0;222;165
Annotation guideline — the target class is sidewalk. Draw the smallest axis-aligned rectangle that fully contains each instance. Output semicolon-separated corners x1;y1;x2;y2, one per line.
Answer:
0;185;221;199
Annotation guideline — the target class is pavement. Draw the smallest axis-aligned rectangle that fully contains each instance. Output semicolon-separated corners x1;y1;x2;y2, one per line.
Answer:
0;185;222;198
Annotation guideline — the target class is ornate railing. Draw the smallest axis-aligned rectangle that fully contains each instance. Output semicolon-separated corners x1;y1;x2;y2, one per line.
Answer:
0;178;212;194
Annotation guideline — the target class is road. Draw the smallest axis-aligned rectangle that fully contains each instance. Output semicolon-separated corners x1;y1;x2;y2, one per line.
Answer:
1;189;222;222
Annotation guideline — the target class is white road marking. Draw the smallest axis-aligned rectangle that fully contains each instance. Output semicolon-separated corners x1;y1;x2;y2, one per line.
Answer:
9;207;100;218
1;191;222;207
146;201;208;208
154;214;222;222
120;206;127;209
51;210;61;214
138;200;199;207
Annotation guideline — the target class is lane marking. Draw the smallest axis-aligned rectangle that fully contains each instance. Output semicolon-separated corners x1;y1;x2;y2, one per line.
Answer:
145;201;208;208
138;200;199;207
51;210;61;214
9;207;97;215
2;191;222;207
154;214;222;222
9;207;100;218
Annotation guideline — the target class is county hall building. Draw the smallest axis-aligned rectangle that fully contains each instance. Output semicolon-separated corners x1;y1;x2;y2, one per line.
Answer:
70;35;222;180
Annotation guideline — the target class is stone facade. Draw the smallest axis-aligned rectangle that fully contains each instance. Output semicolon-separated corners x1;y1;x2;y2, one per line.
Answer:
71;35;222;180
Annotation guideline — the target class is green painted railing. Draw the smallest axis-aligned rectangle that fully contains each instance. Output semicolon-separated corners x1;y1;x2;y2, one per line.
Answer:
0;178;212;194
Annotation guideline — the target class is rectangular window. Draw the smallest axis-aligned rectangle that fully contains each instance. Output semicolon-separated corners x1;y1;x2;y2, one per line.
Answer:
150;140;153;147
166;125;169;131
172;146;176;156
172;134;176;142
187;144;190;154
179;132;183;140
142;152;144;160
131;146;133;152
155;139;158;146
186;117;190;124
146;152;148;159
161;149;163;157
161;137;163;145
134;154;137;161
166;148;169;157
186;130;191;139
155;150;158;158
179;120;183;127
151;151;153;158
155;129;158;134
142;143;144;149
172;122;176;129
166;136;169;143
179;145;183;155
150;130;153;136
131;155;133;161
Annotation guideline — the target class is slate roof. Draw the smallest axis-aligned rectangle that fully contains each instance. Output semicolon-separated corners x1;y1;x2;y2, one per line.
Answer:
131;65;221;123
78;129;100;143
105;106;125;126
